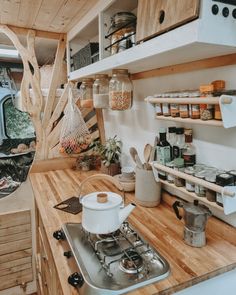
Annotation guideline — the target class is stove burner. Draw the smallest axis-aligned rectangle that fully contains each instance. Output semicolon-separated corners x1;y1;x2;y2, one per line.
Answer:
119;249;144;274
97;230;120;242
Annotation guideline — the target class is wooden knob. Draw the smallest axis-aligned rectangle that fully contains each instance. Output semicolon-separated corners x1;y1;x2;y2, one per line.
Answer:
97;193;108;203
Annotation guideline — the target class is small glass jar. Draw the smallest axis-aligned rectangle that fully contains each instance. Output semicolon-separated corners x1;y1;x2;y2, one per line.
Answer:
205;174;216;202
109;69;133;110
166;162;175;183
185;167;195;192
93;74;109;108
174;160;185;187
179;92;189;118
200;84;214;121
194;171;206;197
190;90;201;119
80;78;94;108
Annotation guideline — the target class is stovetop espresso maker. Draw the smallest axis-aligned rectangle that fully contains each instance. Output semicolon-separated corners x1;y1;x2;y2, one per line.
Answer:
173;200;212;247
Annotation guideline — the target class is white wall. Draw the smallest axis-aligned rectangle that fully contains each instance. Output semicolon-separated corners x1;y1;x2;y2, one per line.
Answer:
103;64;236;170
103;64;236;225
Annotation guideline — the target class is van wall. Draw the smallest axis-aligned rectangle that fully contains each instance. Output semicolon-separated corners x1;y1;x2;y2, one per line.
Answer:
103;64;236;170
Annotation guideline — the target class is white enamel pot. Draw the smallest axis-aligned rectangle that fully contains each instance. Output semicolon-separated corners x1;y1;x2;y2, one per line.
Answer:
78;174;136;234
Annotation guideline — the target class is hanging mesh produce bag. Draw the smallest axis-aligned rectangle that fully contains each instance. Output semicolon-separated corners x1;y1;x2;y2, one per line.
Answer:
59;86;91;154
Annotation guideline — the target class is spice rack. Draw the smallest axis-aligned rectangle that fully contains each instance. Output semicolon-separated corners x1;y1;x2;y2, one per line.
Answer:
152;162;236;214
145;95;236;128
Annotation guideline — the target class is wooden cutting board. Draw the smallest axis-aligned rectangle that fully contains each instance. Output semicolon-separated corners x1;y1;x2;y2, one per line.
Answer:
136;0;200;43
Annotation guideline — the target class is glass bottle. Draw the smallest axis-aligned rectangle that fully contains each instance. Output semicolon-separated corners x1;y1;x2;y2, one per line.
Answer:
172;127;185;159
109;69;133;110
93;74;109;108
167;126;176;160
183;128;196;167
80;78;94;108
156;128;171;180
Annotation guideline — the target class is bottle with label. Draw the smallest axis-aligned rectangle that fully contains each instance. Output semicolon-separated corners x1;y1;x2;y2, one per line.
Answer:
183;128;196;167
156;128;171;180
167;126;176;160
216;173;234;207
172;127;185;159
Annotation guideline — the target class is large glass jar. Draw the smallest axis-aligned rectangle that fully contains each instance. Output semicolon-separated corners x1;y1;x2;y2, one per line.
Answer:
109;69;133;110
93;74;109;108
80;78;94;108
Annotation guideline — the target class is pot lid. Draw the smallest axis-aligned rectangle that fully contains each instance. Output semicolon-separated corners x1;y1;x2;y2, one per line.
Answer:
81;192;122;210
183;200;210;215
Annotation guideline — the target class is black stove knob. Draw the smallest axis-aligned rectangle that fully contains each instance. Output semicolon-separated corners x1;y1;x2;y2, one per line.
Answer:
64;250;73;259
68;272;84;288
212;4;219;15
53;230;65;240
222;7;229;18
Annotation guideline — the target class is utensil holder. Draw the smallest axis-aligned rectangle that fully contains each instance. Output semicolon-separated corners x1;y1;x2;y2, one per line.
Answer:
135;167;161;207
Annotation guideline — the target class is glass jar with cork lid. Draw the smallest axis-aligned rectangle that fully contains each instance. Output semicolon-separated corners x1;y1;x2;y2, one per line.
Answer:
109;69;133;110
80;78;94;108
93;74;109;109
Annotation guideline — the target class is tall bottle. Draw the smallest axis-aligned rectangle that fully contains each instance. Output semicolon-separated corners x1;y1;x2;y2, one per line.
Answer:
168;126;176;160
172;127;185;159
156;128;171;180
183;128;196;167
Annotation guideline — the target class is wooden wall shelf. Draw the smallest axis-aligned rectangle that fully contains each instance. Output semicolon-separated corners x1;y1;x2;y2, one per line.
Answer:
153;162;235;197
160;179;224;212
155;116;223;127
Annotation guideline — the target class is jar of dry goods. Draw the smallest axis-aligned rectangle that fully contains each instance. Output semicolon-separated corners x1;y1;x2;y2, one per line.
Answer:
166;161;175;183
109;69;133;110
174;158;185;187
185;167;195;192
194;171;206;197
80;78;94;108
205;174;216;202
93;74;109;108
179;92;189;118
211;80;225;121
200;84;214;120
190;91;201;119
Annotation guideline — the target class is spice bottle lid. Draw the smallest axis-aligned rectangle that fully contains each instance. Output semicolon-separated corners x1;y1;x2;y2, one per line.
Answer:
94;74;109;79
176;127;184;134
112;69;129;75
168;127;176;133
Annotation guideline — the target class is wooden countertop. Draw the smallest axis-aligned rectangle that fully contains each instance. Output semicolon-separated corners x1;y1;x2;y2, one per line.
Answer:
30;169;236;295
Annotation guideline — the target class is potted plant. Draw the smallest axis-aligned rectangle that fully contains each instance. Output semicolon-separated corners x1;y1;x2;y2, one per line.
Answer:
90;136;122;176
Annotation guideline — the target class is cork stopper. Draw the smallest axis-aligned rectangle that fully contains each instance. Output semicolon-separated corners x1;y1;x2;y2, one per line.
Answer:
97;193;108;203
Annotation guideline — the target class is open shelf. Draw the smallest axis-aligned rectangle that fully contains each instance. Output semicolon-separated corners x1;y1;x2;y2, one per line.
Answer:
160;179;224;212
68;19;236;81
153;162;235;198
155;116;223;127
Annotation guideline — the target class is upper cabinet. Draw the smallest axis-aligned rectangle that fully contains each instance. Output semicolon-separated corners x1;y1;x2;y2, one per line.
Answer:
67;0;236;81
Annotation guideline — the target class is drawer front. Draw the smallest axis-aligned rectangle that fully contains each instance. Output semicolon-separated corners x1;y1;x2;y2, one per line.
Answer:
136;0;200;43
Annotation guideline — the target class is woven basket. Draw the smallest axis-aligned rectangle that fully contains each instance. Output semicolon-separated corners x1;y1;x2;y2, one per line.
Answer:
72;43;99;70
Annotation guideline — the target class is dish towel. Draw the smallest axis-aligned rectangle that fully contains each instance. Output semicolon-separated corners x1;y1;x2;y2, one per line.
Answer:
222;186;236;215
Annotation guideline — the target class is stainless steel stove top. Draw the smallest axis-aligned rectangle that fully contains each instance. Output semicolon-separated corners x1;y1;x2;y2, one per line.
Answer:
62;222;170;295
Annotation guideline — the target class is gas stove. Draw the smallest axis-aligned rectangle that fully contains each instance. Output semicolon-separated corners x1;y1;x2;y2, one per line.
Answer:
53;222;170;295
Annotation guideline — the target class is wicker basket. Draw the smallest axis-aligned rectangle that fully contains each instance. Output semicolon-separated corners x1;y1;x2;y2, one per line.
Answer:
72;43;99;70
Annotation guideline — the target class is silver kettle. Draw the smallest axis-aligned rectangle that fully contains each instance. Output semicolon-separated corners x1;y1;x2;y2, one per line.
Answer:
173;200;212;232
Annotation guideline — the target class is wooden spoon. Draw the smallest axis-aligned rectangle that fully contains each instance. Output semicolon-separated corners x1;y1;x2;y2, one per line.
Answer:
129;147;143;169
143;144;152;164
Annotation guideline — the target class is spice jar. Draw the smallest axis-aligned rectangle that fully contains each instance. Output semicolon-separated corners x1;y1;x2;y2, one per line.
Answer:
190;90;201;119
185;167;195;192
205;174;216;202
93;74;109;108
179;92;189;118
80;78;94;108
162;93;170;116
194;170;206;197
200;84;214;120
211;80;225;121
228;170;236;185
166;161;175;183
216;173;234;207
174;158;185;187
109;69;133;110
154;95;162;116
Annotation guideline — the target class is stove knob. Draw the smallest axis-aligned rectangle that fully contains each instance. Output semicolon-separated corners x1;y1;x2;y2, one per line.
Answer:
53;230;65;240
68;272;84;288
64;250;73;259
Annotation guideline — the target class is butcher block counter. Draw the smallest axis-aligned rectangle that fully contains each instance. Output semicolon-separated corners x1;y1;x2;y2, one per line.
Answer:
30;168;236;295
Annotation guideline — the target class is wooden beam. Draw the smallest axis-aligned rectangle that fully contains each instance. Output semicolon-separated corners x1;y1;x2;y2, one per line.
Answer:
131;53;236;80
8;25;62;40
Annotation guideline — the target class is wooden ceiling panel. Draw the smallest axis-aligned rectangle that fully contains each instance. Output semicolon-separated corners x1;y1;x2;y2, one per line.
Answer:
0;0;100;33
